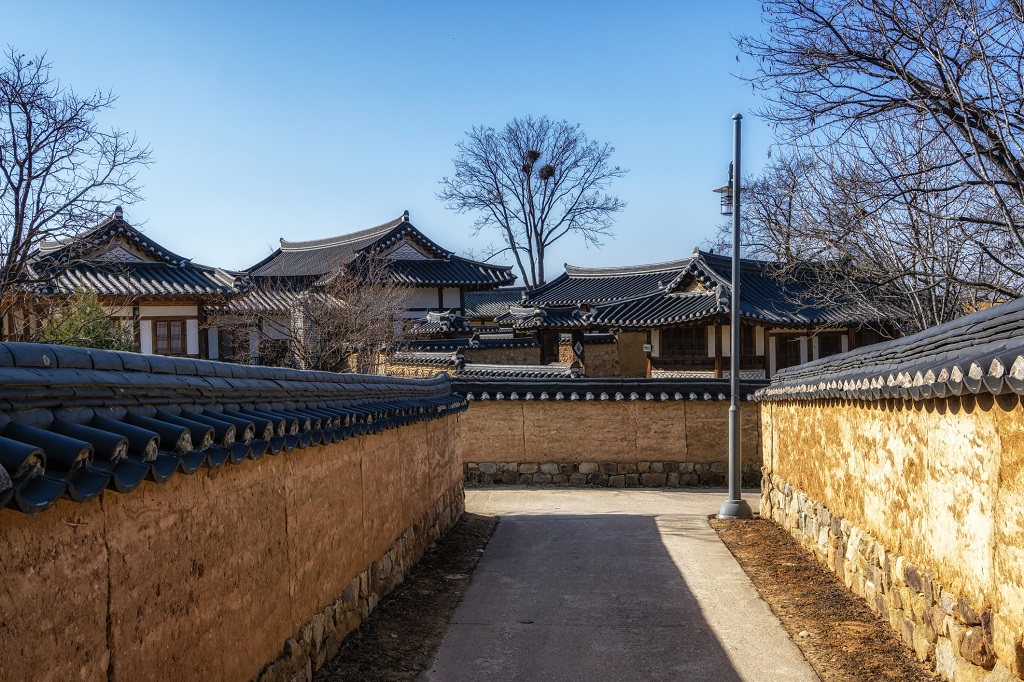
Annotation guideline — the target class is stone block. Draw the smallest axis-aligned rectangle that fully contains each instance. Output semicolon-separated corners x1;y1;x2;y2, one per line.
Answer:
640;473;666;487
624;474;639;487
650;462;664;473
991;614;1024;678
552;474;569;486
568;473;588;486
533;473;552;484
588;473;610;486
497;462;516;472
478;462;497;474
558;463;576;475
617;463;638;475
578;462;599;474
912;622;936;662
599;461;618;475
638;461;651;473
663;462;679;473
540;462;560;475
710;461;728;474
609;475;625;487
702;473;725;487
963;627;997;668
519;463;539;474
666;472;680;487
935;636;956;681
679;473;699;486
519;474;533;484
501;471;519;484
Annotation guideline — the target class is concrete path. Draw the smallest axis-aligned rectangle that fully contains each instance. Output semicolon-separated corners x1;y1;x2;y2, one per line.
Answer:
423;488;818;682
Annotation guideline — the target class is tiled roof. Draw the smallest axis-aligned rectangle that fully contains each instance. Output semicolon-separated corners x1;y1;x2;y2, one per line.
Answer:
36;216;192;267
406;334;539;352
247;213;515;289
409;311;474;336
464;287;528;319
496;305;589;330
0;342;466;514
558;333;617;345
758;295;1024;402
523;249;881;328
224;283;316;316
456;363;583;379
36;262;239;298
525;258;693;306
452;376;768;402
388;350;463;367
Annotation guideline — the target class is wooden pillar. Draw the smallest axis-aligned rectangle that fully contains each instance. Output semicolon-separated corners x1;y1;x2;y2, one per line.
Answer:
437;288;444;312
713;322;723;378
459;289;466;316
847;327;857;351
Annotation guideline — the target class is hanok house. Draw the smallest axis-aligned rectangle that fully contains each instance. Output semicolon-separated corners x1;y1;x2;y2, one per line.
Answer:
5;207;240;358
220;211;516;363
507;248;892;379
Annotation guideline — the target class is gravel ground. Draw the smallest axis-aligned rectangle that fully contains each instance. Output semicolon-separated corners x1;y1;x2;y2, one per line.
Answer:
314;513;498;682
712;518;940;682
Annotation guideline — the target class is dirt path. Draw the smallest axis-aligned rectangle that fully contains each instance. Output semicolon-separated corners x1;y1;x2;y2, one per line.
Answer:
712;518;939;682
315;512;498;682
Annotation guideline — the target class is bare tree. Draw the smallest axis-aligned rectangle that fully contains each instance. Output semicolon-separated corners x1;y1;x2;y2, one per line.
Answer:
739;0;1024;287
438;115;627;287
211;254;411;373
0;48;151;318
712;118;1019;333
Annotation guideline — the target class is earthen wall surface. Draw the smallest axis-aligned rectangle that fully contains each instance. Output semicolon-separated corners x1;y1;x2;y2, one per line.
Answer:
464;346;541;365
616;332;650;377
558;342;620;377
459;400;760;487
762;397;1024;680
0;414;463;682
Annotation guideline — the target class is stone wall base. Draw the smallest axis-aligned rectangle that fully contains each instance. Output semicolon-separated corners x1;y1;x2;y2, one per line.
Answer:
762;469;1024;681
256;483;465;682
465;460;761;487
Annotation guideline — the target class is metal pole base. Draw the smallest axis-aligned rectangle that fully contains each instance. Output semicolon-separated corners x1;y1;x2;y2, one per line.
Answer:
717;498;754;520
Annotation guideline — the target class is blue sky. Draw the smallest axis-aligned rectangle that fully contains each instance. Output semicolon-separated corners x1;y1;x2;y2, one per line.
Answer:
9;1;773;276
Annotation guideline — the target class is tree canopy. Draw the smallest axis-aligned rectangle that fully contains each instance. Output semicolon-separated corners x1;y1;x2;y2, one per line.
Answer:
438;115;626;288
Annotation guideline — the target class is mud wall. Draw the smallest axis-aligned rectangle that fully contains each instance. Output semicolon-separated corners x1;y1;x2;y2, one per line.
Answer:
0;414;463;682
459;400;761;487
558;342;620;377
761;396;1024;680
463;346;540;365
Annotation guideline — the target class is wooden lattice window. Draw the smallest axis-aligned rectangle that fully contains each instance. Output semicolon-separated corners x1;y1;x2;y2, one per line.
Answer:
662;326;707;357
154;319;186;356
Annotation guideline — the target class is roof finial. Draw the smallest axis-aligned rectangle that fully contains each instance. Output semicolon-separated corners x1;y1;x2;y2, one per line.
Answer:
113;206;123;219
402;209;410;222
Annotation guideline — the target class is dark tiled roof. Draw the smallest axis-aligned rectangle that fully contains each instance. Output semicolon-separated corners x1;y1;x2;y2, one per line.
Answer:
588;291;721;328
524;249;881;328
496;305;589;330
409;311;474;336
526;259;691;306
247;213;515;289
559;333;617;345
456;363;583;379
388;350;463;367
406;334;539;352
385;257;515;288
464;287;528;319
38;262;239;298
36;216;192;267
224;283;317;316
758;296;1024;402
452;376;768;402
0;342;466;514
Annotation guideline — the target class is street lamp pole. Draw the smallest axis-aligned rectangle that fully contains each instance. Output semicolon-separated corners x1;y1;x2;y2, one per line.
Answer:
718;113;753;520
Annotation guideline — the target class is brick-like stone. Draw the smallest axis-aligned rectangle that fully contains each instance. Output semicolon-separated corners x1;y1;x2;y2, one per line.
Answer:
609;475;625;487
568;473;588;486
992;614;1024;678
666;472;680;487
588;473;610;486
578;462;599;474
640;473;666;487
663;462;679;473
501;471;518;484
963;626;997;668
679;473;699;486
519;462;539;474
617;463;638;475
650;462;664;473
478;462;497;474
624;474;639;487
638;461;651;473
710;461;728;474
540;462;559;475
552;474;568;486
533;473;552;484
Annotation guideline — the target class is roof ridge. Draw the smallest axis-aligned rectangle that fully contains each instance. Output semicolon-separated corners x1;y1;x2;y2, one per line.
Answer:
280;216;405;251
563;257;695;277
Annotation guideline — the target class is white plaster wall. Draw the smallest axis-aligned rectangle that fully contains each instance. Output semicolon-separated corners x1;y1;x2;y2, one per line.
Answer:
138;304;199;317
186;320;199;356
139;320;153;354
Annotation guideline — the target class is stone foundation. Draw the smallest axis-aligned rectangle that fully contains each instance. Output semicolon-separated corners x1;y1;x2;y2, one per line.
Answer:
763;471;1024;681
257;483;465;682
465;460;761;487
